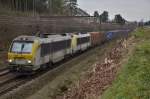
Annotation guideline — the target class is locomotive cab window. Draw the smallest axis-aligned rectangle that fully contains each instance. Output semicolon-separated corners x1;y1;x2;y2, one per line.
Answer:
10;41;33;54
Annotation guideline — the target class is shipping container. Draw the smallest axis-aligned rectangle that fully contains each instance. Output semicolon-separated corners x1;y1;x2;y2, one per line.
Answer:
89;32;104;46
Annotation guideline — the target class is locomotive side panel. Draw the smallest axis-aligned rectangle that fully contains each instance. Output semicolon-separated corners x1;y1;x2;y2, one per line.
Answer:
51;39;71;63
77;33;91;51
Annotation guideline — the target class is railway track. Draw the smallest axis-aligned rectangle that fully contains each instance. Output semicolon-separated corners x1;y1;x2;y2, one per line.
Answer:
0;67;67;96
0;51;90;96
0;70;33;96
0;68;9;76
0;76;27;95
0;64;64;96
0;71;19;95
0;67;28;96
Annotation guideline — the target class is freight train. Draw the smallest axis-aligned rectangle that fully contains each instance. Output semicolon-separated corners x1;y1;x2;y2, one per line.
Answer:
7;30;130;73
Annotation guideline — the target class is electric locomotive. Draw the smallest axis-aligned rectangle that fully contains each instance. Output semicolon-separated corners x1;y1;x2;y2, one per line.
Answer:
7;33;91;73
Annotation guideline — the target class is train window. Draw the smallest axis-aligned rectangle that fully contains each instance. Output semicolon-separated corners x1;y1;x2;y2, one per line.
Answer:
11;42;22;53
41;43;52;57
77;36;90;45
52;39;71;53
22;43;33;53
11;41;33;54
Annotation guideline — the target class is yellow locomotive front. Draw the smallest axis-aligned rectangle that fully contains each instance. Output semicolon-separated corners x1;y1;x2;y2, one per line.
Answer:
8;36;38;72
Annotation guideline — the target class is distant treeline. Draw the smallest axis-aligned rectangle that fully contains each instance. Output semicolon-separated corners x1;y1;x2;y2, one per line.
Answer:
0;0;77;15
94;10;126;25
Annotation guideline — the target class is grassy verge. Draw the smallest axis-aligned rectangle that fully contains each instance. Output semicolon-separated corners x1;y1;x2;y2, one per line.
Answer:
101;28;150;99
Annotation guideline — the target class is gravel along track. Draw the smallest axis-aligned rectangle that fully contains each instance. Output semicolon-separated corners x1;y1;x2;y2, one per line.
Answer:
0;40;117;99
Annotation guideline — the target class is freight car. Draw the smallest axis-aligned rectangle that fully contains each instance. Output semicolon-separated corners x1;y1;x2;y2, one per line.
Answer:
89;32;105;46
105;30;130;41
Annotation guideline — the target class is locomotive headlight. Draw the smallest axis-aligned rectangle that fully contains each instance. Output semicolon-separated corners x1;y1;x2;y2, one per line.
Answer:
8;59;13;63
27;60;32;64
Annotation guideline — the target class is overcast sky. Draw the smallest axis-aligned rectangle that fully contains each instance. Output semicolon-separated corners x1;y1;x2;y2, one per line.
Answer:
78;0;150;21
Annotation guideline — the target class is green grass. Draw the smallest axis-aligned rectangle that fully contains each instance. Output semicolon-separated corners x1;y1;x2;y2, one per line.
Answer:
101;28;150;99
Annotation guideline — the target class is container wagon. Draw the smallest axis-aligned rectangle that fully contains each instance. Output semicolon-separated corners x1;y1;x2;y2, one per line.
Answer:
89;32;104;46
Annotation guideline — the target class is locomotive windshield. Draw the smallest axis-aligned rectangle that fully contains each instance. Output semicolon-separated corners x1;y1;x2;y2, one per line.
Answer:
11;41;33;53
